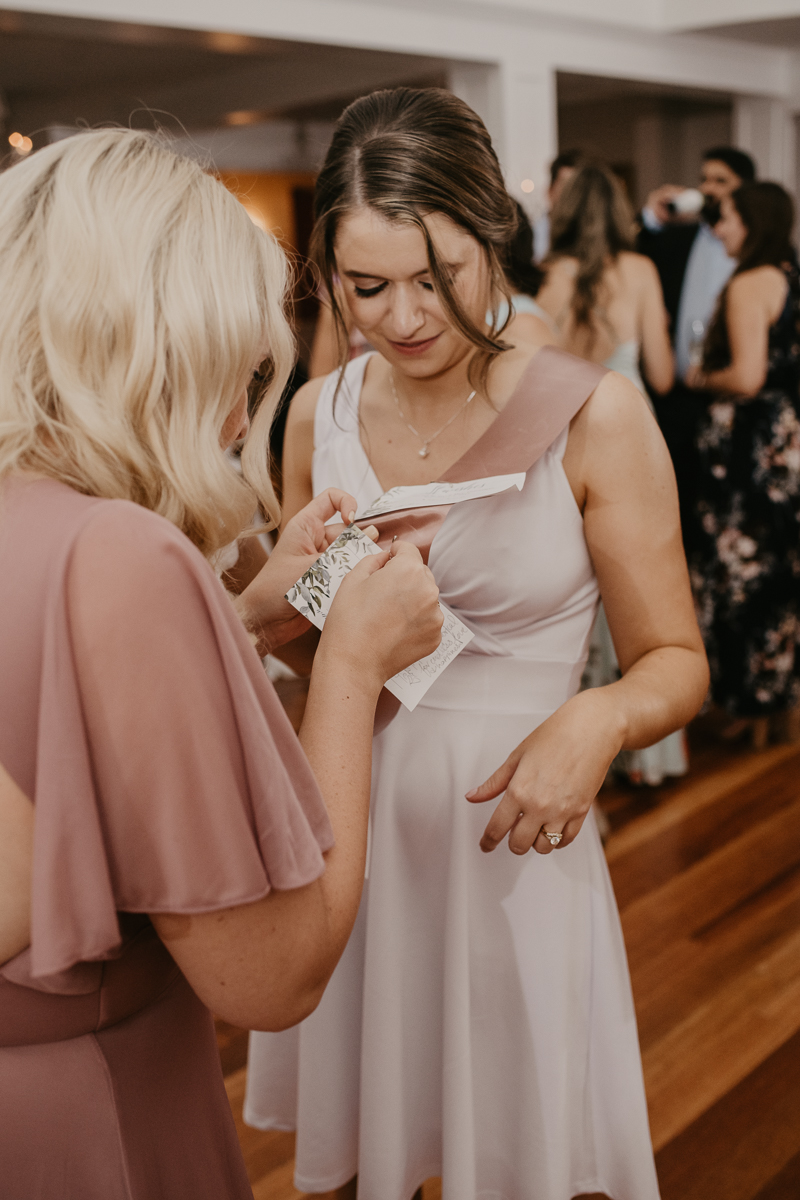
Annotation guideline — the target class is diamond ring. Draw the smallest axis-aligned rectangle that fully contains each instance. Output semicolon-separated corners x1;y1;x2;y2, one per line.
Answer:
541;829;563;846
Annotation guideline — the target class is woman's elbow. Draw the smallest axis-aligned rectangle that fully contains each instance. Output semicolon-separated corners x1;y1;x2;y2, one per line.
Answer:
686;645;710;718
735;367;767;397
646;364;674;396
211;974;330;1033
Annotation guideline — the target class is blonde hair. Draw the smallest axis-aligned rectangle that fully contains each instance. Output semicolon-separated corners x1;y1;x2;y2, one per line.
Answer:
0;128;291;555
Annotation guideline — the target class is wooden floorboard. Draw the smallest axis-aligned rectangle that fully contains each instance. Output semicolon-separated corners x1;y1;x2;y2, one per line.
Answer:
217;706;800;1199
654;1029;800;1200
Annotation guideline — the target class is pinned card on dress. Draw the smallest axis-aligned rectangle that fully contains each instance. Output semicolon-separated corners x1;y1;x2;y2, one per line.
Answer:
357;473;526;522
285;526;474;711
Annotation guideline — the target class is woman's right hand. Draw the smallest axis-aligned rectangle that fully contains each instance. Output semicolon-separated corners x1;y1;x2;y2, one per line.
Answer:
319;541;443;691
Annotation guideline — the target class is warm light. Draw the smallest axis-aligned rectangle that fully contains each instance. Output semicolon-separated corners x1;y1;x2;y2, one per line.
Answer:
226;110;263;127
521;179;535;193
207;31;253;53
242;204;267;232
9;133;32;155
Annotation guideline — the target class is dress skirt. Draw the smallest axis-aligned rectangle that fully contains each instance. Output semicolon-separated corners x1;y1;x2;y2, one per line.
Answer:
246;655;660;1200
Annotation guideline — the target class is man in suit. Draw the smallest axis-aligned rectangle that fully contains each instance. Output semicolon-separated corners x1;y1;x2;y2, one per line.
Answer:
636;146;757;551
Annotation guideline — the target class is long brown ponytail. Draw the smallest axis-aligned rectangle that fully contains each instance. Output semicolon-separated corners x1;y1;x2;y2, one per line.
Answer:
547;161;635;348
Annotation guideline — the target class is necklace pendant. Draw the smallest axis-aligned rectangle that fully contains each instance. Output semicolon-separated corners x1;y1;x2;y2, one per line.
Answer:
418;445;430;458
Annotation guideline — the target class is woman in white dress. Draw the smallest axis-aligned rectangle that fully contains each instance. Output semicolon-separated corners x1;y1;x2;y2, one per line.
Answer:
245;88;708;1200
532;161;674;399
531;161;686;787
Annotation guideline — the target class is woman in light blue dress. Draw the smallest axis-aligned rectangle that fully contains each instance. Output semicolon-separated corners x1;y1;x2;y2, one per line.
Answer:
529;162;686;786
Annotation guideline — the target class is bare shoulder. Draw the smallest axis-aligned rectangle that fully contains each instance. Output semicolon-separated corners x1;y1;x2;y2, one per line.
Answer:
565;370;669;504
576;369;656;444
618;250;660;287
284;374;327;434
729;264;786;297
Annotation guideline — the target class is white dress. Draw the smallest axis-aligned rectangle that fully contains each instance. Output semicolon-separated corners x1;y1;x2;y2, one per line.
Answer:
245;353;661;1200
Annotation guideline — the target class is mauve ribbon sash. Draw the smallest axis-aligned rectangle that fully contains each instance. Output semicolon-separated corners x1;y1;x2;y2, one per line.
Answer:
357;347;608;562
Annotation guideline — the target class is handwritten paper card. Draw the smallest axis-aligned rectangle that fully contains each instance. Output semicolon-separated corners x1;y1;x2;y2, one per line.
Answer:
357;473;526;521
285;526;473;711
382;604;474;710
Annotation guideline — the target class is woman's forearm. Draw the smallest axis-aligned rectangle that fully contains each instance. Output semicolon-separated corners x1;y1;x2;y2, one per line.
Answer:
269;627;320;676
0;764;34;965
298;646;380;945
154;648;382;1033
694;363;765;398
594;644;709;751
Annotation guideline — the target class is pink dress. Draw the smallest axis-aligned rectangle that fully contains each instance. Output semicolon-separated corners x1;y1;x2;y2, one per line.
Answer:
0;476;334;1199
245;352;661;1200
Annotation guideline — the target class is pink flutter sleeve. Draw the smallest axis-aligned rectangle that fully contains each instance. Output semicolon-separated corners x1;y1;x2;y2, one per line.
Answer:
28;501;333;983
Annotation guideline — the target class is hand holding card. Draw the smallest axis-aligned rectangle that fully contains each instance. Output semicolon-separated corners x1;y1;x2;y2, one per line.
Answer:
286;528;474;710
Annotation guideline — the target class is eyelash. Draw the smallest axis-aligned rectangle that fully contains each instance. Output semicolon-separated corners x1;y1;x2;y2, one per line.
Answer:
353;280;437;298
354;282;388;298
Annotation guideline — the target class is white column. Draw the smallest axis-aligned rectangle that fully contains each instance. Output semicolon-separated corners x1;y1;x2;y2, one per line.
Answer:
633;110;668;204
447;61;504;155
447;58;556;221
497;60;557;221
734;95;796;191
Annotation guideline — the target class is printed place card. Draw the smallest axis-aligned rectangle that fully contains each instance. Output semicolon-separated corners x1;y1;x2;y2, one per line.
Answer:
357;473;526;521
285;526;473;711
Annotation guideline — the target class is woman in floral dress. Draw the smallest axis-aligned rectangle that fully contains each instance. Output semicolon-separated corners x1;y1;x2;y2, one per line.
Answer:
686;181;800;742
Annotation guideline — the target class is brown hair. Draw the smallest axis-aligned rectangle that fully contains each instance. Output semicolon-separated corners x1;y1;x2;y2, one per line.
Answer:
310;87;518;395
547;161;635;349
703;181;796;371
505;200;544;299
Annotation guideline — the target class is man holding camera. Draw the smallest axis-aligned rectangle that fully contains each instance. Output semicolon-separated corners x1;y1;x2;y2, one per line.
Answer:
636;146;756;550
638;146;756;377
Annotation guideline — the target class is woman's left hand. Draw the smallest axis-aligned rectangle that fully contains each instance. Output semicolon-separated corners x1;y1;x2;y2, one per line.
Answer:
236;488;359;653
465;689;625;855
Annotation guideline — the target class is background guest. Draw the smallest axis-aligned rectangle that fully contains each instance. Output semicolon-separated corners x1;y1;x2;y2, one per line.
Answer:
535;160;674;397
492;200;557;344
532;147;584;262
685;181;800;747
534;160;685;786
637;146;757;550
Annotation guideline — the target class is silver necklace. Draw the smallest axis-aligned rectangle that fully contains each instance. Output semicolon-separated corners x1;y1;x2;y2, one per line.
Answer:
390;371;476;459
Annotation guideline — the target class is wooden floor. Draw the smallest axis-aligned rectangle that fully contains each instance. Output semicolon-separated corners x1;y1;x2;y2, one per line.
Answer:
217;708;800;1199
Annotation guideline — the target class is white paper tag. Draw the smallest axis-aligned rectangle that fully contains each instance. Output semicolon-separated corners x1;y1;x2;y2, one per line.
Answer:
285;526;474;711
357;473;526;521
382;603;474;711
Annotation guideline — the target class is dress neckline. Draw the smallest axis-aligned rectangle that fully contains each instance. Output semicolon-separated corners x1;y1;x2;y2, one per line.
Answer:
353;346;547;495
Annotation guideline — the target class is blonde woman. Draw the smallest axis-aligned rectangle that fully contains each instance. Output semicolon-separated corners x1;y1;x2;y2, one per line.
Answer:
0;129;441;1200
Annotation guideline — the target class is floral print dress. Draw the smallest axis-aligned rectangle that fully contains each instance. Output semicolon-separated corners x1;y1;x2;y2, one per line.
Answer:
690;266;800;716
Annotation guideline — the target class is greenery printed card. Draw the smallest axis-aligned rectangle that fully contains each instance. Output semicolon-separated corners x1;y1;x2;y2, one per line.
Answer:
285;525;381;626
285;525;474;710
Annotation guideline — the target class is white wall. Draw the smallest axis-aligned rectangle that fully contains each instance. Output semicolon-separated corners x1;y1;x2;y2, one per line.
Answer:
664;0;800;31
7;0;800;199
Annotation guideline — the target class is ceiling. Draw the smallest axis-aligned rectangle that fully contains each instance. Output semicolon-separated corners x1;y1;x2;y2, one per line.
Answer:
0;8;446;146
694;16;800;48
557;71;731;110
